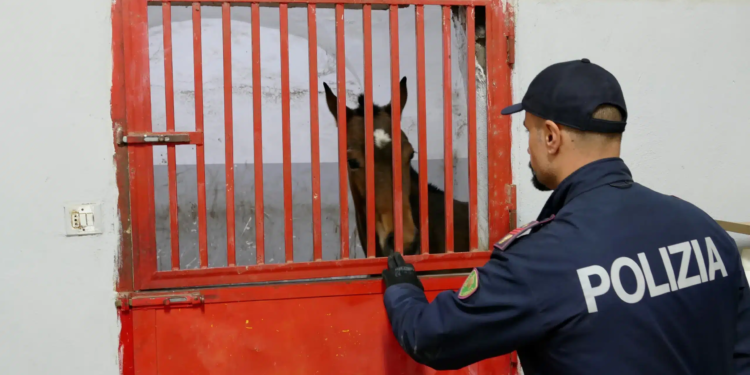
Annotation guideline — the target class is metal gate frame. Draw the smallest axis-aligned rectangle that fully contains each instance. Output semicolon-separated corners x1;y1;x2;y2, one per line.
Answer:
112;0;517;372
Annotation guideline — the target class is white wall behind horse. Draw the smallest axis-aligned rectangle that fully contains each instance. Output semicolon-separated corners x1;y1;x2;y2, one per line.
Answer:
148;6;471;166
510;0;750;251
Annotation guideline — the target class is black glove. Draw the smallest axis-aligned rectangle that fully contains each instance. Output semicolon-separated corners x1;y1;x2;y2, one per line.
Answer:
382;253;424;290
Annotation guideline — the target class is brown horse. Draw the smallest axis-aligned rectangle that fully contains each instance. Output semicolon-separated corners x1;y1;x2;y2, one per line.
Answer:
323;77;470;257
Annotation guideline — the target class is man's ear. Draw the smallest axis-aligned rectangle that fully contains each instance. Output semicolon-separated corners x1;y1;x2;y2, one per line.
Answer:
544;120;562;154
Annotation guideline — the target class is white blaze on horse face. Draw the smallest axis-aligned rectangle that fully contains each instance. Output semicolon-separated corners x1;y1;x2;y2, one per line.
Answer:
374;129;392;149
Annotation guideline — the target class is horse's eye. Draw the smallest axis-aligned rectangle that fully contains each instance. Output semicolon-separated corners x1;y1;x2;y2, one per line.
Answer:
347;158;361;169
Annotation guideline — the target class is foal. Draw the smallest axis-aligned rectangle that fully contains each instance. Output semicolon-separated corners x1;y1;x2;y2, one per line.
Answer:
323;77;470;257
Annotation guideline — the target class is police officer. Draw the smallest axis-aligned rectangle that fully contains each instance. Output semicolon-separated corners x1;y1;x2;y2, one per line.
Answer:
381;58;750;374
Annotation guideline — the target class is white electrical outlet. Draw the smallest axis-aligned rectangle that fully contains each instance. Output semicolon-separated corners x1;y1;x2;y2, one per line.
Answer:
64;202;103;236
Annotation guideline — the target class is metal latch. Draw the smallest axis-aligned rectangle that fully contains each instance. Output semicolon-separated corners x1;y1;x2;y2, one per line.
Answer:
120;133;191;145
116;292;204;310
123;134;190;144
116;127;198;146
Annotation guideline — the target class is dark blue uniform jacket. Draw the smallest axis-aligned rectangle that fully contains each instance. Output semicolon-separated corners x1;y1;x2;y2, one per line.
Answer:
384;157;750;374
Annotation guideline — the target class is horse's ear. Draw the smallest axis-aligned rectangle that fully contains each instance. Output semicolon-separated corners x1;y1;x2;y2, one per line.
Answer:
399;76;408;113
384;77;409;116
323;82;352;125
323;82;338;120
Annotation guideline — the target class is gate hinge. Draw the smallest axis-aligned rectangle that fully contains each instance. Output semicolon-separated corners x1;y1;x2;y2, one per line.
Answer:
116;292;204;310
115;126;202;146
506;35;515;67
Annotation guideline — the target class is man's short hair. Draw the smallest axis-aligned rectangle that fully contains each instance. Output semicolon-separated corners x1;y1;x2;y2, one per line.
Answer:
591;104;623;122
565;104;624;143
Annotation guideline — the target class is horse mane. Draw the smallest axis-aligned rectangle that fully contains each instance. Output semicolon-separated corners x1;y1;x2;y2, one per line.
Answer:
353;94;389;117
409;165;444;194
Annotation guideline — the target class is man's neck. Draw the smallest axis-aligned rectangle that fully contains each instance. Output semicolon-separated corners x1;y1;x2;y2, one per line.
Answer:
554;151;621;187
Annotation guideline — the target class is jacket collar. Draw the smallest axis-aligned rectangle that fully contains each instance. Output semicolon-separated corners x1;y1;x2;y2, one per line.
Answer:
537;157;633;220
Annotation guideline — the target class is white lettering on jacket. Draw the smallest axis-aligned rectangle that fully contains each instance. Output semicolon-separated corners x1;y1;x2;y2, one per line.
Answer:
577;237;728;313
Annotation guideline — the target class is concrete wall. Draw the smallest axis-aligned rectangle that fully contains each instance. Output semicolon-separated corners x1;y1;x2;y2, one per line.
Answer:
0;0;120;374
510;0;750;253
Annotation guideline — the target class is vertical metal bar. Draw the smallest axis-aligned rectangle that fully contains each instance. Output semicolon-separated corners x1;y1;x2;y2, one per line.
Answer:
113;0;135;365
123;0;156;288
192;2;209;268
112;0;134;292
389;5;403;255
335;3;349;260
362;4;376;258
466;6;478;251
441;5;454;253
222;3;237;266
251;2;265;264
485;0;513;244
162;3;180;270
415;5;429;254
280;3;294;263
308;4;323;261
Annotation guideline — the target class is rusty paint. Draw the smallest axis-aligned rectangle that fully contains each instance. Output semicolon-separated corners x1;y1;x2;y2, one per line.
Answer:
112;0;134;373
112;0;132;293
486;0;514;244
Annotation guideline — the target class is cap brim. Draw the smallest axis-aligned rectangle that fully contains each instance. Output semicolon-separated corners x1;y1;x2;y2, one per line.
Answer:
501;103;524;115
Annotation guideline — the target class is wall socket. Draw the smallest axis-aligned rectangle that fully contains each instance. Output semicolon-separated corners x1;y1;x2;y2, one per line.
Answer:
64;202;103;236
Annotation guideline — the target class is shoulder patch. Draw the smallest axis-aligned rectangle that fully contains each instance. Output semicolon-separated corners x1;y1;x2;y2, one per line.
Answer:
458;268;479;299
494;214;555;251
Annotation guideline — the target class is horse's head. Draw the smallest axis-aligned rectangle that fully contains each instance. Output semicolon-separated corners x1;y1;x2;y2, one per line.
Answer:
323;77;417;257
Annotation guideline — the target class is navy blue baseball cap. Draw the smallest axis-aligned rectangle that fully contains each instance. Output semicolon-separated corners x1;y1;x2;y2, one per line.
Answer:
501;58;628;133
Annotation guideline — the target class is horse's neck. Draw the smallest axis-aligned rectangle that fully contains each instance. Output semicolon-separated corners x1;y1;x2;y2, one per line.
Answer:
408;166;445;214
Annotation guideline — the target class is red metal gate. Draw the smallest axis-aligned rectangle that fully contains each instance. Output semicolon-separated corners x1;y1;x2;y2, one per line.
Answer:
112;0;516;372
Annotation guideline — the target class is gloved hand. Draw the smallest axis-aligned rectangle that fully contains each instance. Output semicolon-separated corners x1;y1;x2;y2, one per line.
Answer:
382;252;424;290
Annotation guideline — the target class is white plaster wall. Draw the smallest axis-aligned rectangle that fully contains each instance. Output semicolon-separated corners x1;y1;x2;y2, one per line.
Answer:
510;0;750;252
0;0;120;374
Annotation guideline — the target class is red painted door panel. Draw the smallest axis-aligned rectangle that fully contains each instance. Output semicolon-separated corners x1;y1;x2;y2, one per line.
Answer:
133;287;514;374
